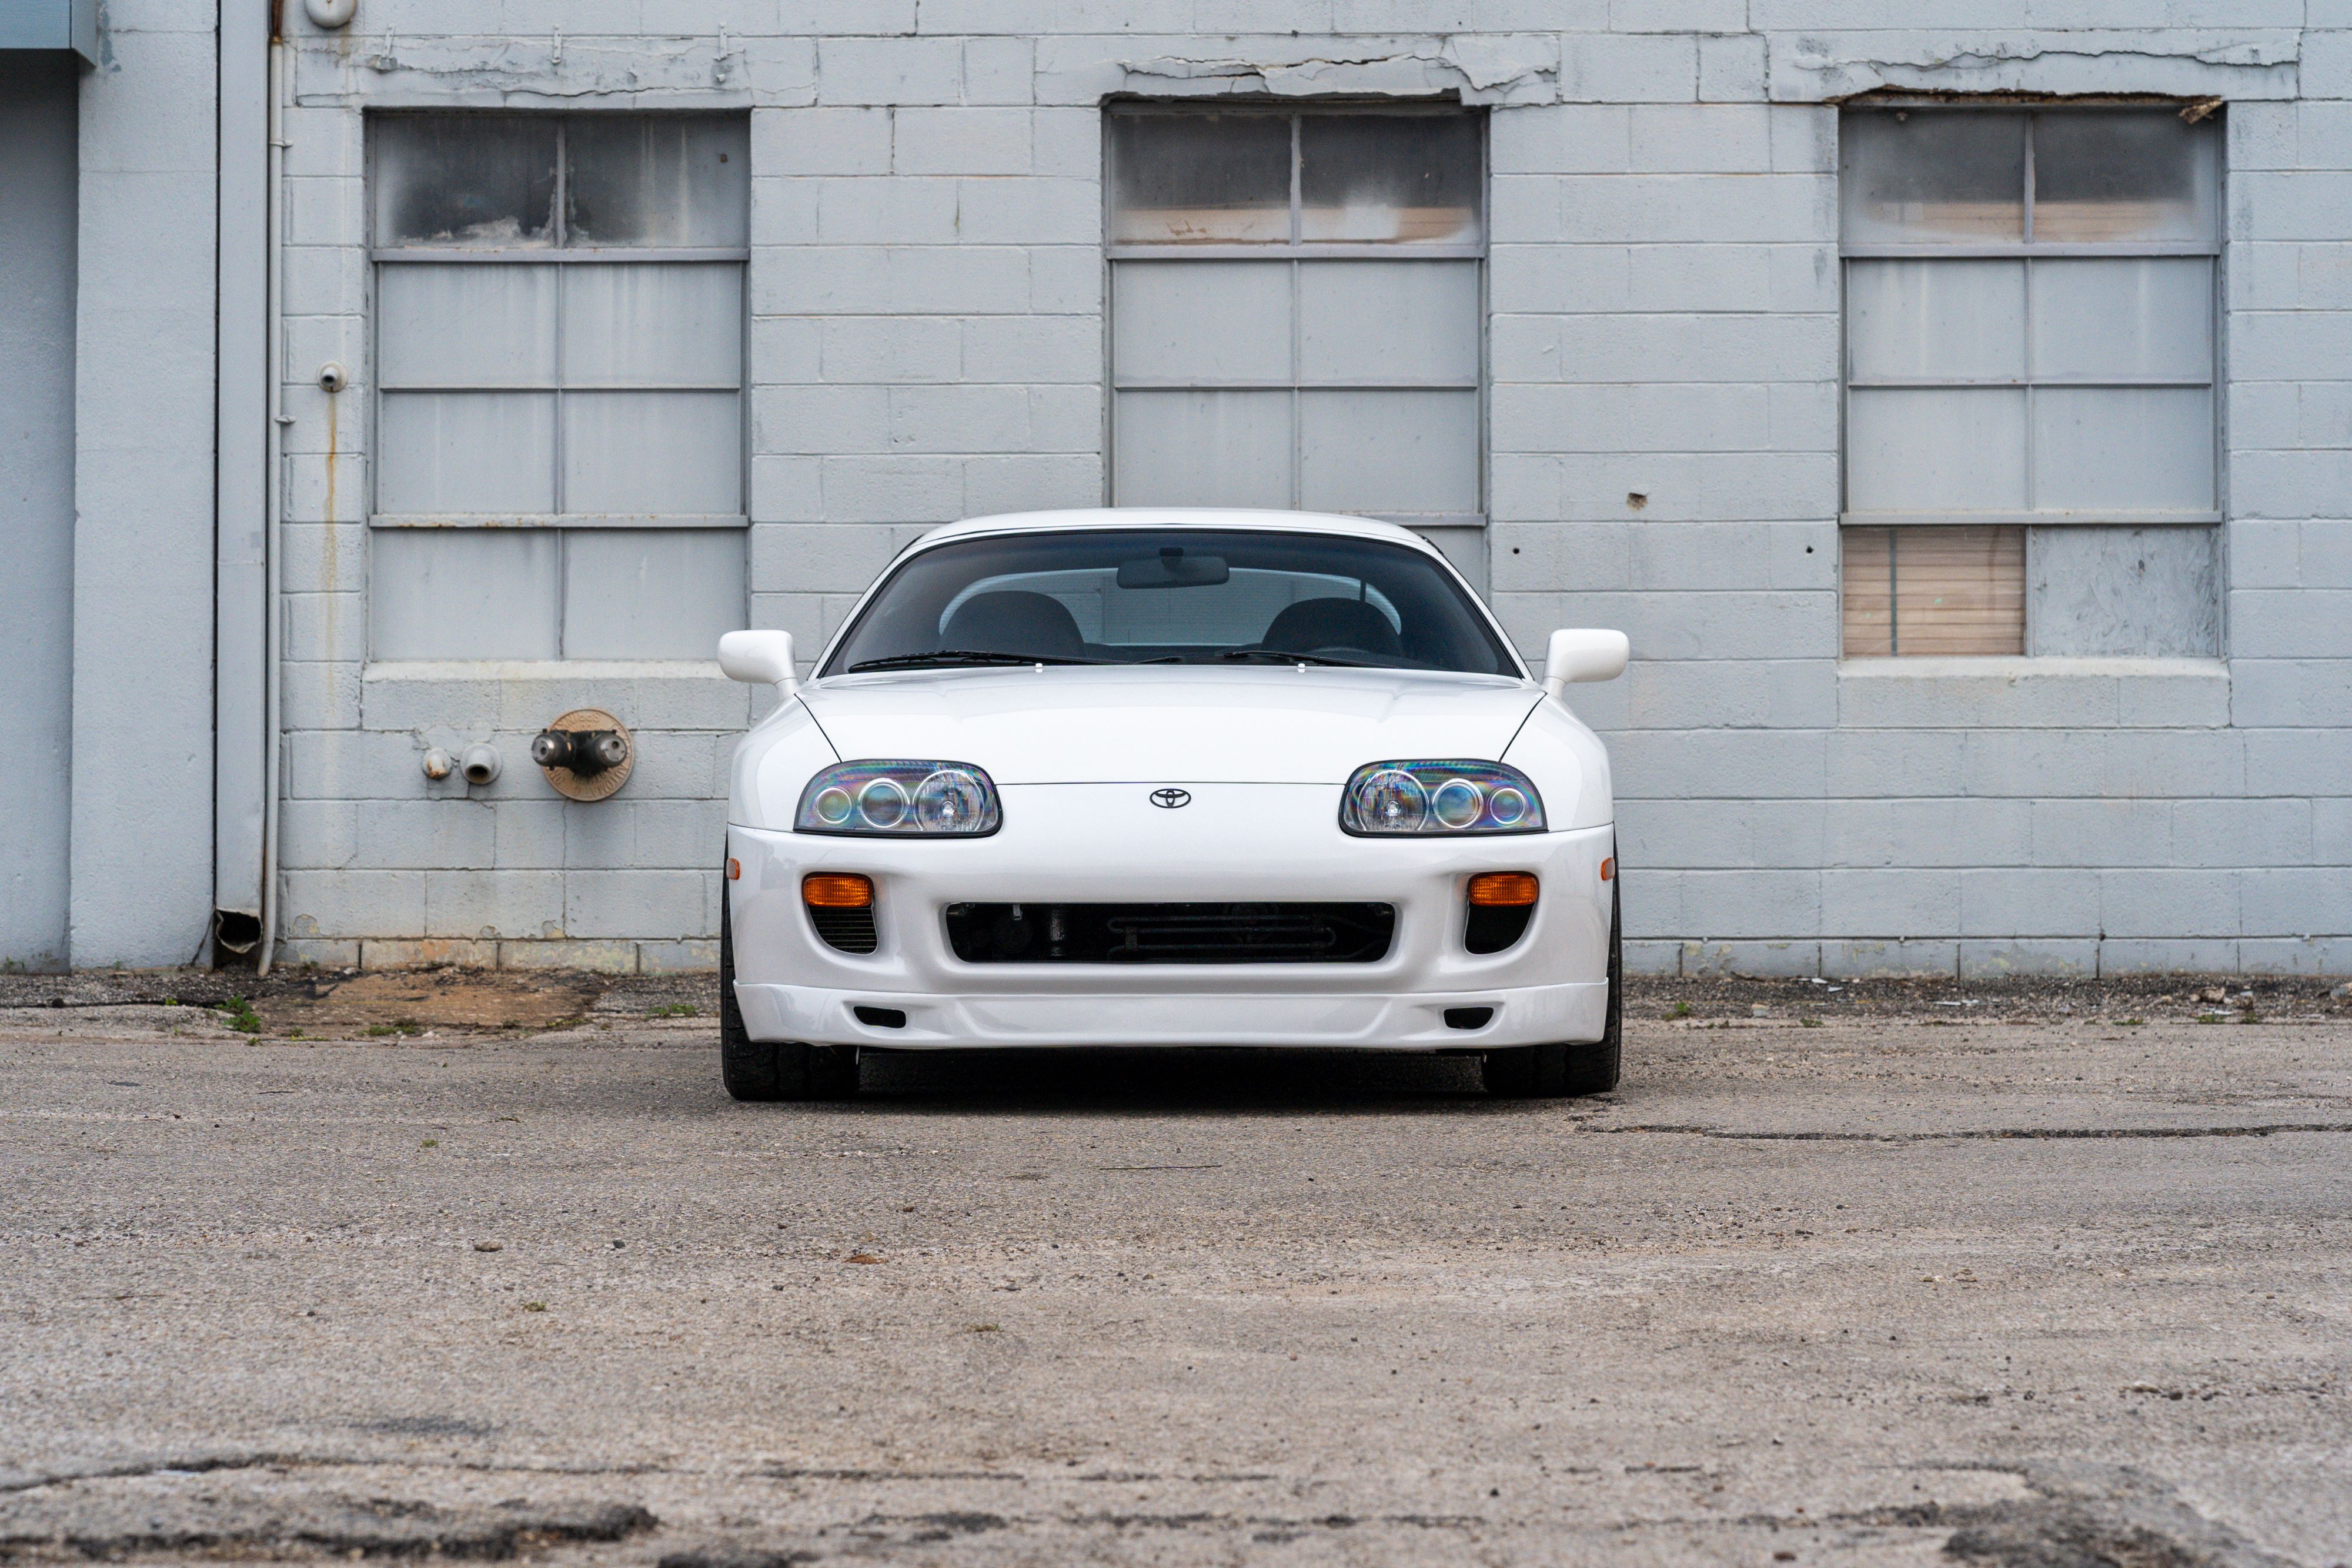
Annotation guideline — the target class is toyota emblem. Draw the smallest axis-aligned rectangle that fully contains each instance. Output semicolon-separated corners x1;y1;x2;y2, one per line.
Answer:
1150;787;1192;810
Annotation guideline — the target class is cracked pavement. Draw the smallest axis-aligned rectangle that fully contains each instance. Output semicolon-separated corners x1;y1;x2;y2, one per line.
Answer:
2;984;2347;1565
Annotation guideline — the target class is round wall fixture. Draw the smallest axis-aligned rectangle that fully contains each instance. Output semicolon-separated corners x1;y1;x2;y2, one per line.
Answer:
303;0;358;28
534;708;634;803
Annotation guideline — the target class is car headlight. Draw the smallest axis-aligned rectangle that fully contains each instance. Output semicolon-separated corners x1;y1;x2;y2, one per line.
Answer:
1341;760;1545;836
797;761;1001;836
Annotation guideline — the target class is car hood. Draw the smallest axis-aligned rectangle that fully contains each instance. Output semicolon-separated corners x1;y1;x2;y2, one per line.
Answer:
796;666;1543;785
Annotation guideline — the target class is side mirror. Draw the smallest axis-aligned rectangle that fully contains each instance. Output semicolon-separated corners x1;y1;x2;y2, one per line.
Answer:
1543;628;1629;697
718;629;799;692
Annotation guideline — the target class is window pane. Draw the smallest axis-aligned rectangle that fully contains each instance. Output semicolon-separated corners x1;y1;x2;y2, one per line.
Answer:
1299;114;1481;245
376;393;556;515
372;115;556;249
376;265;557;387
562;263;743;386
1846;260;2024;382
562;392;742;516
2032;387;2213;512
1110;262;1292;383
1108;113;1292;245
2032;112;2217;243
564;115;750;247
1846;388;2027;512
2029;258;2210;381
1299;390;1479;515
561;529;744;659
370;529;560;660
1840;527;1894;656
1887;525;2024;656
1840;111;2024;243
1113;390;1292;507
1299;260;1479;383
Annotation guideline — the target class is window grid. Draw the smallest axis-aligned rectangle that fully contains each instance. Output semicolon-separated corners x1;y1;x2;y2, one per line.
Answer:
1104;106;1488;533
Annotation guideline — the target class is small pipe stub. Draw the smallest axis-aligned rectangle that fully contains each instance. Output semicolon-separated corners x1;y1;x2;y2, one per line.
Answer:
534;708;633;802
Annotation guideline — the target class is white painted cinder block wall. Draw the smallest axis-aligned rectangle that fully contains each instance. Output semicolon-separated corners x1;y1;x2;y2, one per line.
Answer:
258;1;2350;979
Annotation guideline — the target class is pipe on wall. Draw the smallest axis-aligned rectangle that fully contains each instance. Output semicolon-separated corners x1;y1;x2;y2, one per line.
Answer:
256;25;286;976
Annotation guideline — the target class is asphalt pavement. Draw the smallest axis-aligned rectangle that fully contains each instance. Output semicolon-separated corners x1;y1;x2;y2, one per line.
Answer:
3;984;2347;1566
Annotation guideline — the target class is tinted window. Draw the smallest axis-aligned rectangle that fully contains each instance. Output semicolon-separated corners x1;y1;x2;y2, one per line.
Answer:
823;530;1516;677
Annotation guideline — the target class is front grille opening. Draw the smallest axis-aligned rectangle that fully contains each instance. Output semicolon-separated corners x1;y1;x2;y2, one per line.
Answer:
853;1005;906;1029
945;902;1395;964
1464;904;1532;955
810;905;878;955
1444;1006;1495;1031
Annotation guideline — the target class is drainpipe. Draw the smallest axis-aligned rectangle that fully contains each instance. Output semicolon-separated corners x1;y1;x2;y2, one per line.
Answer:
257;14;286;975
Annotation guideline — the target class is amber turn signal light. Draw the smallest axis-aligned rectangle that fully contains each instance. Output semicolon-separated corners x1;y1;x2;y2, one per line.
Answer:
802;873;874;909
726;857;741;881
1466;872;1539;907
1600;856;1615;882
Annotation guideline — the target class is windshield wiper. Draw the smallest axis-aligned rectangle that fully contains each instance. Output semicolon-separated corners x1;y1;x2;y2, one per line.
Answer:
1215;648;1379;668
848;649;1116;673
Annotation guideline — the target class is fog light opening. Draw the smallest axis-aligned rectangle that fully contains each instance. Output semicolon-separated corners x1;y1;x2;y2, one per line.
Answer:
803;873;874;909
1466;872;1539;907
853;1005;906;1029
1444;1006;1495;1031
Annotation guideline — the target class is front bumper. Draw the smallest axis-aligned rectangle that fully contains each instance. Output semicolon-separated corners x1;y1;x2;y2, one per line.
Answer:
727;783;1613;1051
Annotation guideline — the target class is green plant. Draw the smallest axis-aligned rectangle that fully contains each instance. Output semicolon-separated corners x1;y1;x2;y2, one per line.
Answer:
1669;1001;1693;1019
216;996;262;1034
1801;1017;1822;1028
420;1138;439;1149
522;1301;547;1313
649;1003;699;1018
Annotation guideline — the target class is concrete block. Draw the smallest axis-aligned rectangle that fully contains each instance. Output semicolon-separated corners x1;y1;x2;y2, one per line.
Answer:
1959;940;2098;978
818;38;964;106
820;455;965;522
282;869;425;937
1031;107;1101;179
1820;868;1960;937
962;37;1035;105
1822;939;1959;979
1490;105;1631;175
2317;797;2352;862
2097;938;2240;975
1680;940;1823;977
1626;658;1838;730
2240;868;2352;937
423;870;563;940
359;939;498;971
639;940;721;974
963;453;1104;517
775;0;917;32
961;315;1101;383
954;178;1101;245
1488;522;1632;593
754;385;891;454
279;800;359;871
282;660;363;732
356;800;497;870
2171;797;2312;867
820;316;962;383
749;316;823;385
493;800;568;870
1622;939;1683;975
2239;937;2352;975
814;175;960;243
1550;310;1839;379
1957;868;2102;938
275;939;360;970
750;454;826;523
499;938;639;974
1612;728;1828;800
630;800;731;870
2027;798;2173;867
2114;666;2232;728
1825;727;1962;800
888;384;1031;452
566;869;714;940
755;108;893;175
1828;798;2031;870
2230;589;2352;657
1027;245;1101;313
894;108;1033;174
1839;665;2118;731
1769;105;1836;174
1486;243;1631;313
2099;870;2242;940
750;521;928;593
1698;32;1766;102
1559;33;1696;103
1678;868;1822;938
2246;726;2352;793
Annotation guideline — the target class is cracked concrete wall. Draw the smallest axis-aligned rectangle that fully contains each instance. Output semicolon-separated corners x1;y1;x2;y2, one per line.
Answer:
236;1;2352;977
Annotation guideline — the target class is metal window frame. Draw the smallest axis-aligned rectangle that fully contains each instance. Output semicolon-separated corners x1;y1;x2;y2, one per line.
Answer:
1836;104;2226;656
364;111;751;660
1101;103;1491;539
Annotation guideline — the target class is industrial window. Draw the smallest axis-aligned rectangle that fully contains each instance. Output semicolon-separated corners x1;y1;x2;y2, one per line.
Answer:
1839;108;2221;657
1104;106;1487;582
367;113;748;661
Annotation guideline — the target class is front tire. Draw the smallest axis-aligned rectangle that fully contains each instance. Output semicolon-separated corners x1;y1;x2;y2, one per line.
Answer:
719;875;858;1102
1484;879;1622;1099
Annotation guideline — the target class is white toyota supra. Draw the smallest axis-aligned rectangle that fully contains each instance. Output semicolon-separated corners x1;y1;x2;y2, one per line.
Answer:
714;509;1629;1101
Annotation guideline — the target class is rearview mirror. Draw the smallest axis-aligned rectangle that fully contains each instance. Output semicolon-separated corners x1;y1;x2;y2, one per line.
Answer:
1543;628;1629;695
718;628;798;691
1116;548;1230;590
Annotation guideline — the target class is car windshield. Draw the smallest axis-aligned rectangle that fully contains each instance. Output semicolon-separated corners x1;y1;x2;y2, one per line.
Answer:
821;529;1519;678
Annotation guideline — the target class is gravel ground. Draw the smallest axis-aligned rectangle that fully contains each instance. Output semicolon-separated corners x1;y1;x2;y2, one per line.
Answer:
2;977;2348;1566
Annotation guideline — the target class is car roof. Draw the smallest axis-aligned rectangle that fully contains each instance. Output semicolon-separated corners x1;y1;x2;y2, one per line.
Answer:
911;507;1441;553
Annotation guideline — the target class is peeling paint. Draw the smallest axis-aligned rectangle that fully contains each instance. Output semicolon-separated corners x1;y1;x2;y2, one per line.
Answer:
1774;29;2302;102
1106;35;1558;107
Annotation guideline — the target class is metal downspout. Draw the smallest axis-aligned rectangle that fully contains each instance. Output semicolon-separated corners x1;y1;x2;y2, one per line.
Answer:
257;28;285;976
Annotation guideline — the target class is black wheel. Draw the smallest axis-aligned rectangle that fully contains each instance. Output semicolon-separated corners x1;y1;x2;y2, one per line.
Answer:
1484;878;1622;1099
719;875;858;1102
